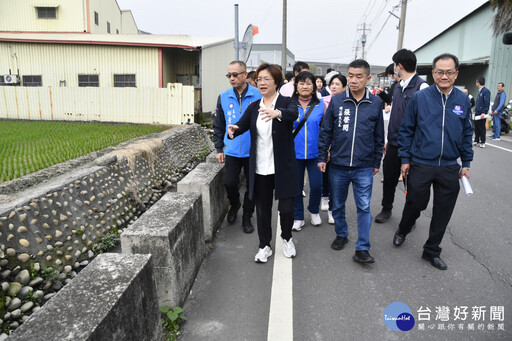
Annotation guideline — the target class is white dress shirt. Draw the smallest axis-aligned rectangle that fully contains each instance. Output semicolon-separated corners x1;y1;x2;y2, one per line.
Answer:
255;94;279;175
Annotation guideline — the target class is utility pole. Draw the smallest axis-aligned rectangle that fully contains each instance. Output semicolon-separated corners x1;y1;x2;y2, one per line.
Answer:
397;0;407;50
357;23;370;60
361;23;367;60
281;0;287;76
234;4;239;60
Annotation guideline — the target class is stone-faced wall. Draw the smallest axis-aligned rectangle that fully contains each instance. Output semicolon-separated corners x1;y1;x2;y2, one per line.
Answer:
0;124;212;276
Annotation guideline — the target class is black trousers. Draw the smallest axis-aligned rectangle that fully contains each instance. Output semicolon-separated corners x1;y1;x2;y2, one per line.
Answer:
254;174;294;249
474;118;486;144
381;144;402;210
398;162;460;258
224;155;255;216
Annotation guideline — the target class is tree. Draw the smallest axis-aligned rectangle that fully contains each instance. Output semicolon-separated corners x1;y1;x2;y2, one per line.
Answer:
490;0;512;36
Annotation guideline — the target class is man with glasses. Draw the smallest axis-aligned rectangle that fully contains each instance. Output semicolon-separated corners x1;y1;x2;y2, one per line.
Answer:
392;53;474;270
213;61;262;232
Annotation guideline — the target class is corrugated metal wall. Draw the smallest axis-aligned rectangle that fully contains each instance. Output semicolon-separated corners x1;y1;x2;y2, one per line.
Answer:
415;4;494;65
201;39;234;113
0;42;159;88
0;84;194;125
488;35;512;103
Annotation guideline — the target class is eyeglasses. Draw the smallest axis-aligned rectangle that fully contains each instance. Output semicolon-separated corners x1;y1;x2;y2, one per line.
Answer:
256;77;273;84
226;72;245;78
433;70;457;77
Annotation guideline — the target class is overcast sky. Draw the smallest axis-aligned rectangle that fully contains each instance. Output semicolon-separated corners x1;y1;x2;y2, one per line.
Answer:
117;0;488;67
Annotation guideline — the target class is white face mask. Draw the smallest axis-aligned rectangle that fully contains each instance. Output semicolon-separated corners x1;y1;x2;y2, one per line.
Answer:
388;77;394;83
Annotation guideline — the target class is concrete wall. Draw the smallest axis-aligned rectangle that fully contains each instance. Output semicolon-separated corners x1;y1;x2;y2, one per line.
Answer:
9;253;163;341
178;161;228;241
4;145;230;338
121;192;205;308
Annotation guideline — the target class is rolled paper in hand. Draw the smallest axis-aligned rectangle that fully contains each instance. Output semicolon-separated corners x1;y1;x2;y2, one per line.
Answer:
461;176;473;196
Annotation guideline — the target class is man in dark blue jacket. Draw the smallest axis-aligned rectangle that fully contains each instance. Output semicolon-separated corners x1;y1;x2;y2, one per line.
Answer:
213;61;262;233
375;49;428;224
318;59;384;264
393;53;474;270
474;76;490;147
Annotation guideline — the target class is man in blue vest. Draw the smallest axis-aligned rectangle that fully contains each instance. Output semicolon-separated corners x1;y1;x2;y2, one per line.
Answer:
213;61;262;233
375;49;428;224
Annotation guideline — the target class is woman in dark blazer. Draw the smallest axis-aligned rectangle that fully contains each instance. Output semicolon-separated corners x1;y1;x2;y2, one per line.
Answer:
228;63;300;263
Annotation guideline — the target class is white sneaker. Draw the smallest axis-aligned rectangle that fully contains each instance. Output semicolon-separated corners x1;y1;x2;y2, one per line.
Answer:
292;220;305;231
255;246;272;263
281;237;296;258
311;213;322;226
479;143;485;148
328;210;334;224
472;141;478;146
321;197;329;211
302;190;306;197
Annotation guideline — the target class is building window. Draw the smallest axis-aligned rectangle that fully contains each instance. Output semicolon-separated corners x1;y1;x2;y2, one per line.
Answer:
107;22;111;33
94;12;99;25
36;7;57;19
23;75;42;87
114;74;136;87
78;75;99;87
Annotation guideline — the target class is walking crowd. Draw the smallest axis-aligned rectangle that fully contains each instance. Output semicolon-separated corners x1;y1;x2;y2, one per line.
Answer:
213;49;506;271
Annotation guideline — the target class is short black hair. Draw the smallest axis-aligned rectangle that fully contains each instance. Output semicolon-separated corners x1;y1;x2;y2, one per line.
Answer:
229;60;247;70
293;71;319;102
385;63;395;76
477;76;485;85
329;74;347;87
498;82;505;87
293;61;310;74
392;49;417;72
285;71;294;82
326;68;335;74
348;59;371;76
432;53;459;70
315;75;325;87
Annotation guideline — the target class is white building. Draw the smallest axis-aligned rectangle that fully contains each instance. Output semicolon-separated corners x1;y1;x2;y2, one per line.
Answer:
0;0;235;116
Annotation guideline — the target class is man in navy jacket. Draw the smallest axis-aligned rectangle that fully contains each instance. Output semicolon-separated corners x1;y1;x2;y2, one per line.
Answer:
318;59;384;264
474;76;490;147
374;49;428;224
393;53;474;270
213;61;262;233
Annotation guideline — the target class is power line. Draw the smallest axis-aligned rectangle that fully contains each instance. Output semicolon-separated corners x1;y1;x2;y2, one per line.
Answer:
367;13;393;51
294;41;353;53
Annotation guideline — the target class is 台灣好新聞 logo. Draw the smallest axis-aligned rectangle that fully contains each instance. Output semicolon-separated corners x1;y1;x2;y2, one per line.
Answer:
384;302;415;331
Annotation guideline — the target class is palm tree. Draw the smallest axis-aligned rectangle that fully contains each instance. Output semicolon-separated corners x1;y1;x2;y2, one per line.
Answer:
490;0;512;36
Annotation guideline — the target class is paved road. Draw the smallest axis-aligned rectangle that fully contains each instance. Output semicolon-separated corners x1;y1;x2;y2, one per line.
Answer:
181;134;512;341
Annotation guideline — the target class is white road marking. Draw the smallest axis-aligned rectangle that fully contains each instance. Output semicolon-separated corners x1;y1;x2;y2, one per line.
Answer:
267;212;293;341
486;142;512;153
